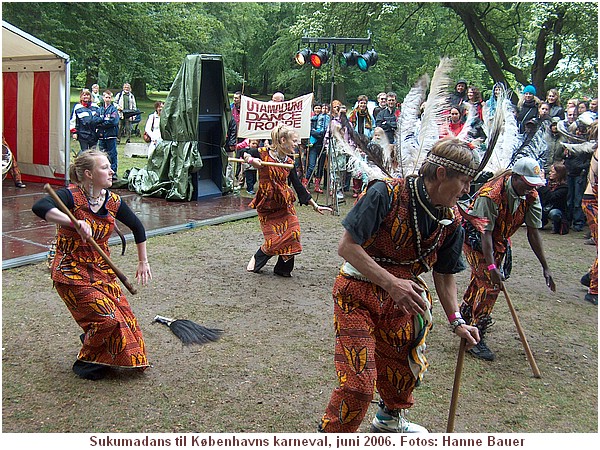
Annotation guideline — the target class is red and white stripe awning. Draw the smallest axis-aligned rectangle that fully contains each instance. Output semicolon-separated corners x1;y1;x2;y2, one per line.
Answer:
2;20;70;184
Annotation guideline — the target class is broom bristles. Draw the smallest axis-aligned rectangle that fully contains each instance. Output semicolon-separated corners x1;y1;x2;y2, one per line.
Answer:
169;319;223;345
154;315;223;346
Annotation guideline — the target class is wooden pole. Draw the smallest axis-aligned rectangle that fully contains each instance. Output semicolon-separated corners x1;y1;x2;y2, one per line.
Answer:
446;338;467;432
502;286;542;378
228;158;294;169
43;184;138;295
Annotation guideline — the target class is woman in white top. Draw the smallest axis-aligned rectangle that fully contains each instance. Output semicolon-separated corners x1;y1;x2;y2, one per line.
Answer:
145;101;164;158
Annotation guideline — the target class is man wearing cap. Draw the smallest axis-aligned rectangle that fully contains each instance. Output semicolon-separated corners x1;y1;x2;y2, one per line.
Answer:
319;138;480;433
461;156;556;361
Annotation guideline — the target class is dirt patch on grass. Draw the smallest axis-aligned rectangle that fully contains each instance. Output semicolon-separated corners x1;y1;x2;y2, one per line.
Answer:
2;194;597;433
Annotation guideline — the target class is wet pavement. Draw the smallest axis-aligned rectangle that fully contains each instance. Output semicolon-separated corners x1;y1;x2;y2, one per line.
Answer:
1;180;256;269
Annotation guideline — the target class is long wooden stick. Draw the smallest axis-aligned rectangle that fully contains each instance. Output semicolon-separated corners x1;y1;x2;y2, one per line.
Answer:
446;338;467;433
502;285;541;378
228;157;294;169
43;184;138;295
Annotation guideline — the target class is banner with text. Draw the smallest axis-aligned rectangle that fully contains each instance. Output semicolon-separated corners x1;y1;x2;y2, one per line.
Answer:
238;93;313;140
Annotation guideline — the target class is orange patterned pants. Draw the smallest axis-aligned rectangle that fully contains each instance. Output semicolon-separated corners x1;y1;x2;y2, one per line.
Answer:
582;196;598;295
320;275;428;433
55;281;148;369
461;245;504;326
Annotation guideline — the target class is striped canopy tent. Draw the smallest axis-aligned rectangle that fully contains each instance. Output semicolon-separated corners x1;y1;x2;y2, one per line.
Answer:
2;20;71;185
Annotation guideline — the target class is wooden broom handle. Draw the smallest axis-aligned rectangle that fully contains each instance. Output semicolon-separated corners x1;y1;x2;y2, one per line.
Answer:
502;286;541;378
43;184;138;295
228;157;294;169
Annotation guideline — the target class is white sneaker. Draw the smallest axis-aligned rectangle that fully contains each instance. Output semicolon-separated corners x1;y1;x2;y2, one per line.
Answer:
336;190;344;199
370;405;428;433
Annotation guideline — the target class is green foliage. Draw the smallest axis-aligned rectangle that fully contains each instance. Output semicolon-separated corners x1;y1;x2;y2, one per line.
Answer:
2;2;596;102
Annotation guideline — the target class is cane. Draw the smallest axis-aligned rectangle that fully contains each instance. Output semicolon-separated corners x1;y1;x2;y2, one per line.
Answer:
43;184;138;295
446;338;467;432
502;285;542;378
228;157;294;169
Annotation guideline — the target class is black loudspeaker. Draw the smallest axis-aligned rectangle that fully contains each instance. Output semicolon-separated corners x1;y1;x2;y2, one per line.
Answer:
194;58;226;200
199;60;223;115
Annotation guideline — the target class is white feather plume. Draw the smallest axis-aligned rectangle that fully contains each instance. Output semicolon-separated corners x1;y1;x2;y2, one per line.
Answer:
410;57;454;174
396;74;430;177
481;96;518;174
333;126;389;182
455;102;476;142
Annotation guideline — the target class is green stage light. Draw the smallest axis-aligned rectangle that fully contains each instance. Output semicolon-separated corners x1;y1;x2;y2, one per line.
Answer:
339;50;359;68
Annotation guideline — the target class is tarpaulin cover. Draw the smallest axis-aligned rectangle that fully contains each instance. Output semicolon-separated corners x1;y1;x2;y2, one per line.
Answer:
127;54;230;201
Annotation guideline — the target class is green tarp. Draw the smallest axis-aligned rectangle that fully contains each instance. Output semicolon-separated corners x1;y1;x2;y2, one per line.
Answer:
126;54;231;201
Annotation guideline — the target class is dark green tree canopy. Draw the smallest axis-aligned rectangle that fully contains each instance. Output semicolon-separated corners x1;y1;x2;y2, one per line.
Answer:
2;2;596;103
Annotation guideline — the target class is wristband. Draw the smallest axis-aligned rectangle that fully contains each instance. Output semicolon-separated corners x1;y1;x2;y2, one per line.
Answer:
450;318;466;332
487;263;497;271
447;312;462;323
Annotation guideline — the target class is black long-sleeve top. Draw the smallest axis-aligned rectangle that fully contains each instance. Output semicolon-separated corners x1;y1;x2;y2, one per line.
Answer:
32;188;147;244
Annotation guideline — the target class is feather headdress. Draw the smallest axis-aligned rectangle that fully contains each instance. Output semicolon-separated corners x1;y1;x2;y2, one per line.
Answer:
480;93;518;174
396;74;430;177
336;126;391;182
410;57;454;175
476;85;516;175
510;121;549;169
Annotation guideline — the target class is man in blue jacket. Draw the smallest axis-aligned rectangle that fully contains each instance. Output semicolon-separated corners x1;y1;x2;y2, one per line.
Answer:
96;90;120;178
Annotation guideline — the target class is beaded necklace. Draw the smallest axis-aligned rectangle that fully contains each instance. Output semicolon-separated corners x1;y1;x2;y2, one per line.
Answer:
81;186;104;207
269;149;289;164
406;176;447;270
414;181;454;226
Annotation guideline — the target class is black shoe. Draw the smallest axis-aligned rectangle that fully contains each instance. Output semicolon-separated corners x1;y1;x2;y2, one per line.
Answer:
468;340;495;361
581;272;591;287
15;182;26;188
79;333;85;344
273;270;292;277
584;293;598;305
273;255;294;277
72;360;109;380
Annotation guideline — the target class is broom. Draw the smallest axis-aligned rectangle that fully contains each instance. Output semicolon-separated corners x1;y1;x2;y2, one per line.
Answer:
153;315;223;345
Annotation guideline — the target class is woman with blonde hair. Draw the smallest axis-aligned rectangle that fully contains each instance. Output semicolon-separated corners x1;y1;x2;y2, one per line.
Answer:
244;125;331;277
545;88;564;120
32;150;152;380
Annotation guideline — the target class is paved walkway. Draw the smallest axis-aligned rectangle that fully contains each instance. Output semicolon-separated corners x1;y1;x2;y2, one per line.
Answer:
1;180;256;269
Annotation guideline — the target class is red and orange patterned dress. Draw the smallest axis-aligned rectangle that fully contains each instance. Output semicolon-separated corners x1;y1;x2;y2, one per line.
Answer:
249;147;311;257
49;186;148;370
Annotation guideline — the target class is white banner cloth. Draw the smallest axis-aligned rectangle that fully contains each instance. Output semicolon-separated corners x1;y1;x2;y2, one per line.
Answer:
237;93;313;140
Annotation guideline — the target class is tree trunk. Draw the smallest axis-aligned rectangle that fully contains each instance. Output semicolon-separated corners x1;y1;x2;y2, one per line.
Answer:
131;78;147;101
84;56;100;90
443;2;565;103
